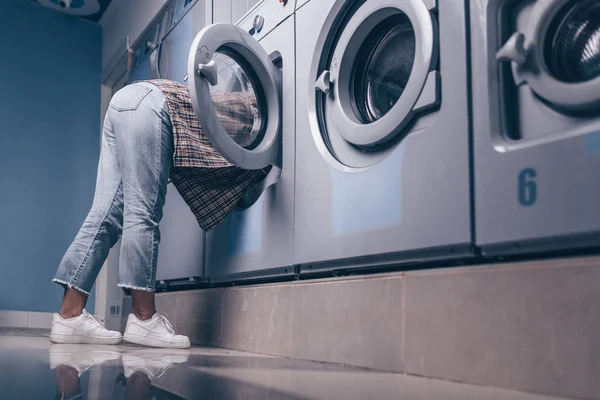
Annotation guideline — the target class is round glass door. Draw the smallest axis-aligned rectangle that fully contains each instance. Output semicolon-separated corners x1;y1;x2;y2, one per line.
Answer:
312;0;439;168
188;23;282;170
497;0;600;112
544;0;600;84
209;51;266;150
350;14;416;124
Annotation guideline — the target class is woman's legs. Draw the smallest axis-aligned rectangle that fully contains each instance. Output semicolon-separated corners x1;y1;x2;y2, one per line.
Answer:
131;291;156;321
109;83;173;317
52;82;185;347
59;289;88;319
112;84;188;348
54;81;171;317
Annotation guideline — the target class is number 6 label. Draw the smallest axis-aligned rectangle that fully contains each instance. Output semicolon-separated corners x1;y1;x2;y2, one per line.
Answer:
518;168;537;207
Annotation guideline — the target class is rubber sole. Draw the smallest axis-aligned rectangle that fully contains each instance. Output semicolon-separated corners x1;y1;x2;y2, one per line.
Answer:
123;333;191;349
49;332;123;345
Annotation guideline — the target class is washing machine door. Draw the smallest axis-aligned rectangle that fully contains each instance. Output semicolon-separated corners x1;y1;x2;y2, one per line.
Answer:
187;23;282;170
497;0;600;112
317;0;439;149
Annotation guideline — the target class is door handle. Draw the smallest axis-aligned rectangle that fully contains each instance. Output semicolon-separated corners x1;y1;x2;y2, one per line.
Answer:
315;70;334;94
496;32;528;65
197;60;218;86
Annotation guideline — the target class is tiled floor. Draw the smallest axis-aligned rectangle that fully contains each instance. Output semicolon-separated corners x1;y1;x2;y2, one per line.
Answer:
0;328;572;400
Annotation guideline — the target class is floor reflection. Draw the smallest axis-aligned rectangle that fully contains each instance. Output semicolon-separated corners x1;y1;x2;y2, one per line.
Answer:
0;329;571;400
51;345;189;399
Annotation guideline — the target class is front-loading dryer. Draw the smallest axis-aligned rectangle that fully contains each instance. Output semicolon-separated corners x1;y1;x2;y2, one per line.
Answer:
294;0;473;271
187;0;296;283
471;0;600;255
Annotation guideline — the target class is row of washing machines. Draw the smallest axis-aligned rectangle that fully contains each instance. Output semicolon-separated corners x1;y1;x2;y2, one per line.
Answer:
129;0;600;287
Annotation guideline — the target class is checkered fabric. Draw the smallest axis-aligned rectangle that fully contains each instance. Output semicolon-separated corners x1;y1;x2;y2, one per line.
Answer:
147;79;266;231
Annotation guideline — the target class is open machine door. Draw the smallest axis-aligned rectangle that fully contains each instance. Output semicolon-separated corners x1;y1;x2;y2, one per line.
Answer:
187;23;282;171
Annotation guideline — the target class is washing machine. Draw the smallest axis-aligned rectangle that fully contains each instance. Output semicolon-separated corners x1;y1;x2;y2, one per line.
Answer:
187;0;296;283
471;0;600;256
294;0;473;272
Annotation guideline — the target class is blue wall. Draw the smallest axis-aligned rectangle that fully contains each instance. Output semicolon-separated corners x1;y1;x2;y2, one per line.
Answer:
0;0;102;312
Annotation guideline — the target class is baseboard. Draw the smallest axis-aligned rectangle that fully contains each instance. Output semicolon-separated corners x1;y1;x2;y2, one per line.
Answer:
130;255;600;400
0;310;53;329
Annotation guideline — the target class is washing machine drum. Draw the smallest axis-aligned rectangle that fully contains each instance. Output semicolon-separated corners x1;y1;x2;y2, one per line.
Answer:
351;14;416;124
498;0;600;112
545;0;600;83
314;0;440;165
207;51;266;150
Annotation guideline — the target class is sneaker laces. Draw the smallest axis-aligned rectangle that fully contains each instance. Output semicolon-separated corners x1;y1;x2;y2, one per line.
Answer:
156;313;175;334
82;310;106;328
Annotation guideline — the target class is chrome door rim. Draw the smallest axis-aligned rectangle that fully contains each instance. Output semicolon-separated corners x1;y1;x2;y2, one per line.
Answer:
188;23;282;169
325;0;436;147
512;0;600;110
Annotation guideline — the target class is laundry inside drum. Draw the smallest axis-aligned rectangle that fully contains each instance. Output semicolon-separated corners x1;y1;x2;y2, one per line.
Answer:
209;51;265;149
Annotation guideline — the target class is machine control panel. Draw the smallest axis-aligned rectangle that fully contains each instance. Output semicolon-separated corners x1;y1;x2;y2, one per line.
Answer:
239;0;294;39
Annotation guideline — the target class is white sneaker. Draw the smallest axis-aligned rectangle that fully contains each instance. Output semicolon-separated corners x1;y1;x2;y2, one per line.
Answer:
50;310;123;345
49;344;122;376
122;349;190;380
123;313;191;349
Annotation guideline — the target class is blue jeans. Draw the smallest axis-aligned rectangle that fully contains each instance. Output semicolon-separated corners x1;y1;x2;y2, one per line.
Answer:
53;82;174;294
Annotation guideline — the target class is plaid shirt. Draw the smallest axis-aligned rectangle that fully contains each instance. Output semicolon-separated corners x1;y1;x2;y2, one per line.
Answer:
147;79;266;231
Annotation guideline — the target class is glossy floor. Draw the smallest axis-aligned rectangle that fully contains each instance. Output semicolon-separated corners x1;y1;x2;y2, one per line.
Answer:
0;328;570;400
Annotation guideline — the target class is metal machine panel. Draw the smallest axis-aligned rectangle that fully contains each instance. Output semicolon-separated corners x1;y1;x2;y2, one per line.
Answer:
236;0;295;38
296;0;309;10
159;0;212;83
155;183;205;283
293;0;473;271
471;0;600;255
215;0;265;24
173;0;199;27
203;16;296;283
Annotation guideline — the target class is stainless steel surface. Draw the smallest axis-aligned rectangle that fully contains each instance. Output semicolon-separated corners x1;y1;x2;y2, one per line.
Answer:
155;183;205;282
294;0;472;270
160;0;212;84
214;0;271;25
202;8;296;282
471;0;600;255
236;0;295;39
